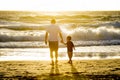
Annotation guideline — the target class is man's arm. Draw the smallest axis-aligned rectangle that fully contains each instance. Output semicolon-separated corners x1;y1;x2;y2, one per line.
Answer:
59;32;63;43
45;32;48;45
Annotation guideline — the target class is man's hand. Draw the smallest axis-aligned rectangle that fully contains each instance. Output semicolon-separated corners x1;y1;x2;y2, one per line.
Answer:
45;32;48;45
45;40;47;45
60;39;63;43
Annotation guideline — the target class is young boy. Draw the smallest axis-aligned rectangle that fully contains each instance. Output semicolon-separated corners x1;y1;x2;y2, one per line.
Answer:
62;36;75;64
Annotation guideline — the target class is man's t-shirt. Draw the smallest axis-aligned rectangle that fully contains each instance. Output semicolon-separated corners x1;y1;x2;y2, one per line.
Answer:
46;24;61;41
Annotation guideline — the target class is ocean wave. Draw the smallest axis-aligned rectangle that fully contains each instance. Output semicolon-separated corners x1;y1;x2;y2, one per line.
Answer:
0;26;46;31
0;29;45;42
72;21;120;29
0;34;44;42
1;21;120;31
0;26;120;42
0;42;46;48
102;21;120;28
0;20;47;30
0;40;120;48
62;26;120;40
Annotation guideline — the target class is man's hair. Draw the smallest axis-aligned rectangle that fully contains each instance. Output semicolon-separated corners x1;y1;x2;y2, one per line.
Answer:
51;19;56;24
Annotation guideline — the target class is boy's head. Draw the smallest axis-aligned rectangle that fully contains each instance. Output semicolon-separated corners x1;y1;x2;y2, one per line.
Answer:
67;36;71;41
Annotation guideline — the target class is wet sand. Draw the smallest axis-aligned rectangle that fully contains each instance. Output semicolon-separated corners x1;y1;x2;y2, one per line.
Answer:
0;59;120;80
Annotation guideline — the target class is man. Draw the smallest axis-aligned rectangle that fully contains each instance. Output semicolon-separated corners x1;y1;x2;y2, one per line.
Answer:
45;19;63;64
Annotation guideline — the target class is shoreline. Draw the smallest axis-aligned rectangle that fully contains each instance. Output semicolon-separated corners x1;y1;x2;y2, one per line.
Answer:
0;59;120;79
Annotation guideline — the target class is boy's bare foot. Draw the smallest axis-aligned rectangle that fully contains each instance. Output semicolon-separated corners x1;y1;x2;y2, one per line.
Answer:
68;60;72;64
68;61;70;63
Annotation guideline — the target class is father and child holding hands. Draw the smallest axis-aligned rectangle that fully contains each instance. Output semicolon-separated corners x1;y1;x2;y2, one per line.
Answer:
45;19;75;64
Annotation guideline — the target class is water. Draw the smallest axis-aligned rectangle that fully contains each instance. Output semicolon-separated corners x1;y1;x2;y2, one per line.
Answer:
0;46;120;61
0;11;120;60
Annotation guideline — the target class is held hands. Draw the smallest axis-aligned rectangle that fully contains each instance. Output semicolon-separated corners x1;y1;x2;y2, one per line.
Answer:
61;39;65;45
60;39;64;43
61;40;66;45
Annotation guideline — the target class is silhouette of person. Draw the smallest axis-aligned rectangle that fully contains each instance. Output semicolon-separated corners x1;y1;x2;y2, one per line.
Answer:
62;36;75;64
45;19;63;64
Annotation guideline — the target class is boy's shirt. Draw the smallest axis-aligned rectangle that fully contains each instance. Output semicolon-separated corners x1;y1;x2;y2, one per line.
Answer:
66;41;74;52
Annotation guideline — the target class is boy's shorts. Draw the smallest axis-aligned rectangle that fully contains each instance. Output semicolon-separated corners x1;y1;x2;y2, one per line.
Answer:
67;48;73;52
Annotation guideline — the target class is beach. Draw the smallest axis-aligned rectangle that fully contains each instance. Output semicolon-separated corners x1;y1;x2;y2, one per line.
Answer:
0;59;120;80
0;11;120;80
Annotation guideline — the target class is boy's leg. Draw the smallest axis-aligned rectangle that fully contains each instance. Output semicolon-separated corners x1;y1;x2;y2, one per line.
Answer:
68;52;73;63
68;52;71;63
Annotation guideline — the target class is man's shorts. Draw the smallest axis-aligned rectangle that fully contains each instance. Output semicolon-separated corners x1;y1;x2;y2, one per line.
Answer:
49;41;58;51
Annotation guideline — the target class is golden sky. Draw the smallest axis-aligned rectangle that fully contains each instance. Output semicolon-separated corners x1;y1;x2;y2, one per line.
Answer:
0;0;120;11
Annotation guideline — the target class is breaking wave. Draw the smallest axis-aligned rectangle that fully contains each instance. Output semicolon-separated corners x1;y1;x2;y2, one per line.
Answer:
62;26;120;41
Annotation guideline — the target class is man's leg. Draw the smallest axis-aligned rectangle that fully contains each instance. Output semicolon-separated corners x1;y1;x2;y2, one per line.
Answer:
49;41;54;64
50;50;54;64
54;41;58;63
55;50;58;63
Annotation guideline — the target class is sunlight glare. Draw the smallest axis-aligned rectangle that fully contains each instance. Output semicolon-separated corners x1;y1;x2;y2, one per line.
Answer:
0;0;120;11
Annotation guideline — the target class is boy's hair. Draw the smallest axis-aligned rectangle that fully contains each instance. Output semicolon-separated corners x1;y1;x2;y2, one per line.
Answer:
67;36;71;40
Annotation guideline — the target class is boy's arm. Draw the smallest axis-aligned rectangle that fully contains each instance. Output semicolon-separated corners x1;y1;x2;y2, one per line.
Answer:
73;46;75;50
73;42;75;50
45;32;48;45
62;42;67;45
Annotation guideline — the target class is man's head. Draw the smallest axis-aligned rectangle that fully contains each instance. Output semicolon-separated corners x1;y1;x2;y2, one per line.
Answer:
51;19;56;24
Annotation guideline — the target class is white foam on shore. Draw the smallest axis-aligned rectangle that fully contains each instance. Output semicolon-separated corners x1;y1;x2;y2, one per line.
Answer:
0;46;120;61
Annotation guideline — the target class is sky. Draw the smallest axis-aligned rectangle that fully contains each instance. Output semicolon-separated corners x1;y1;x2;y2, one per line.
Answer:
0;0;120;11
